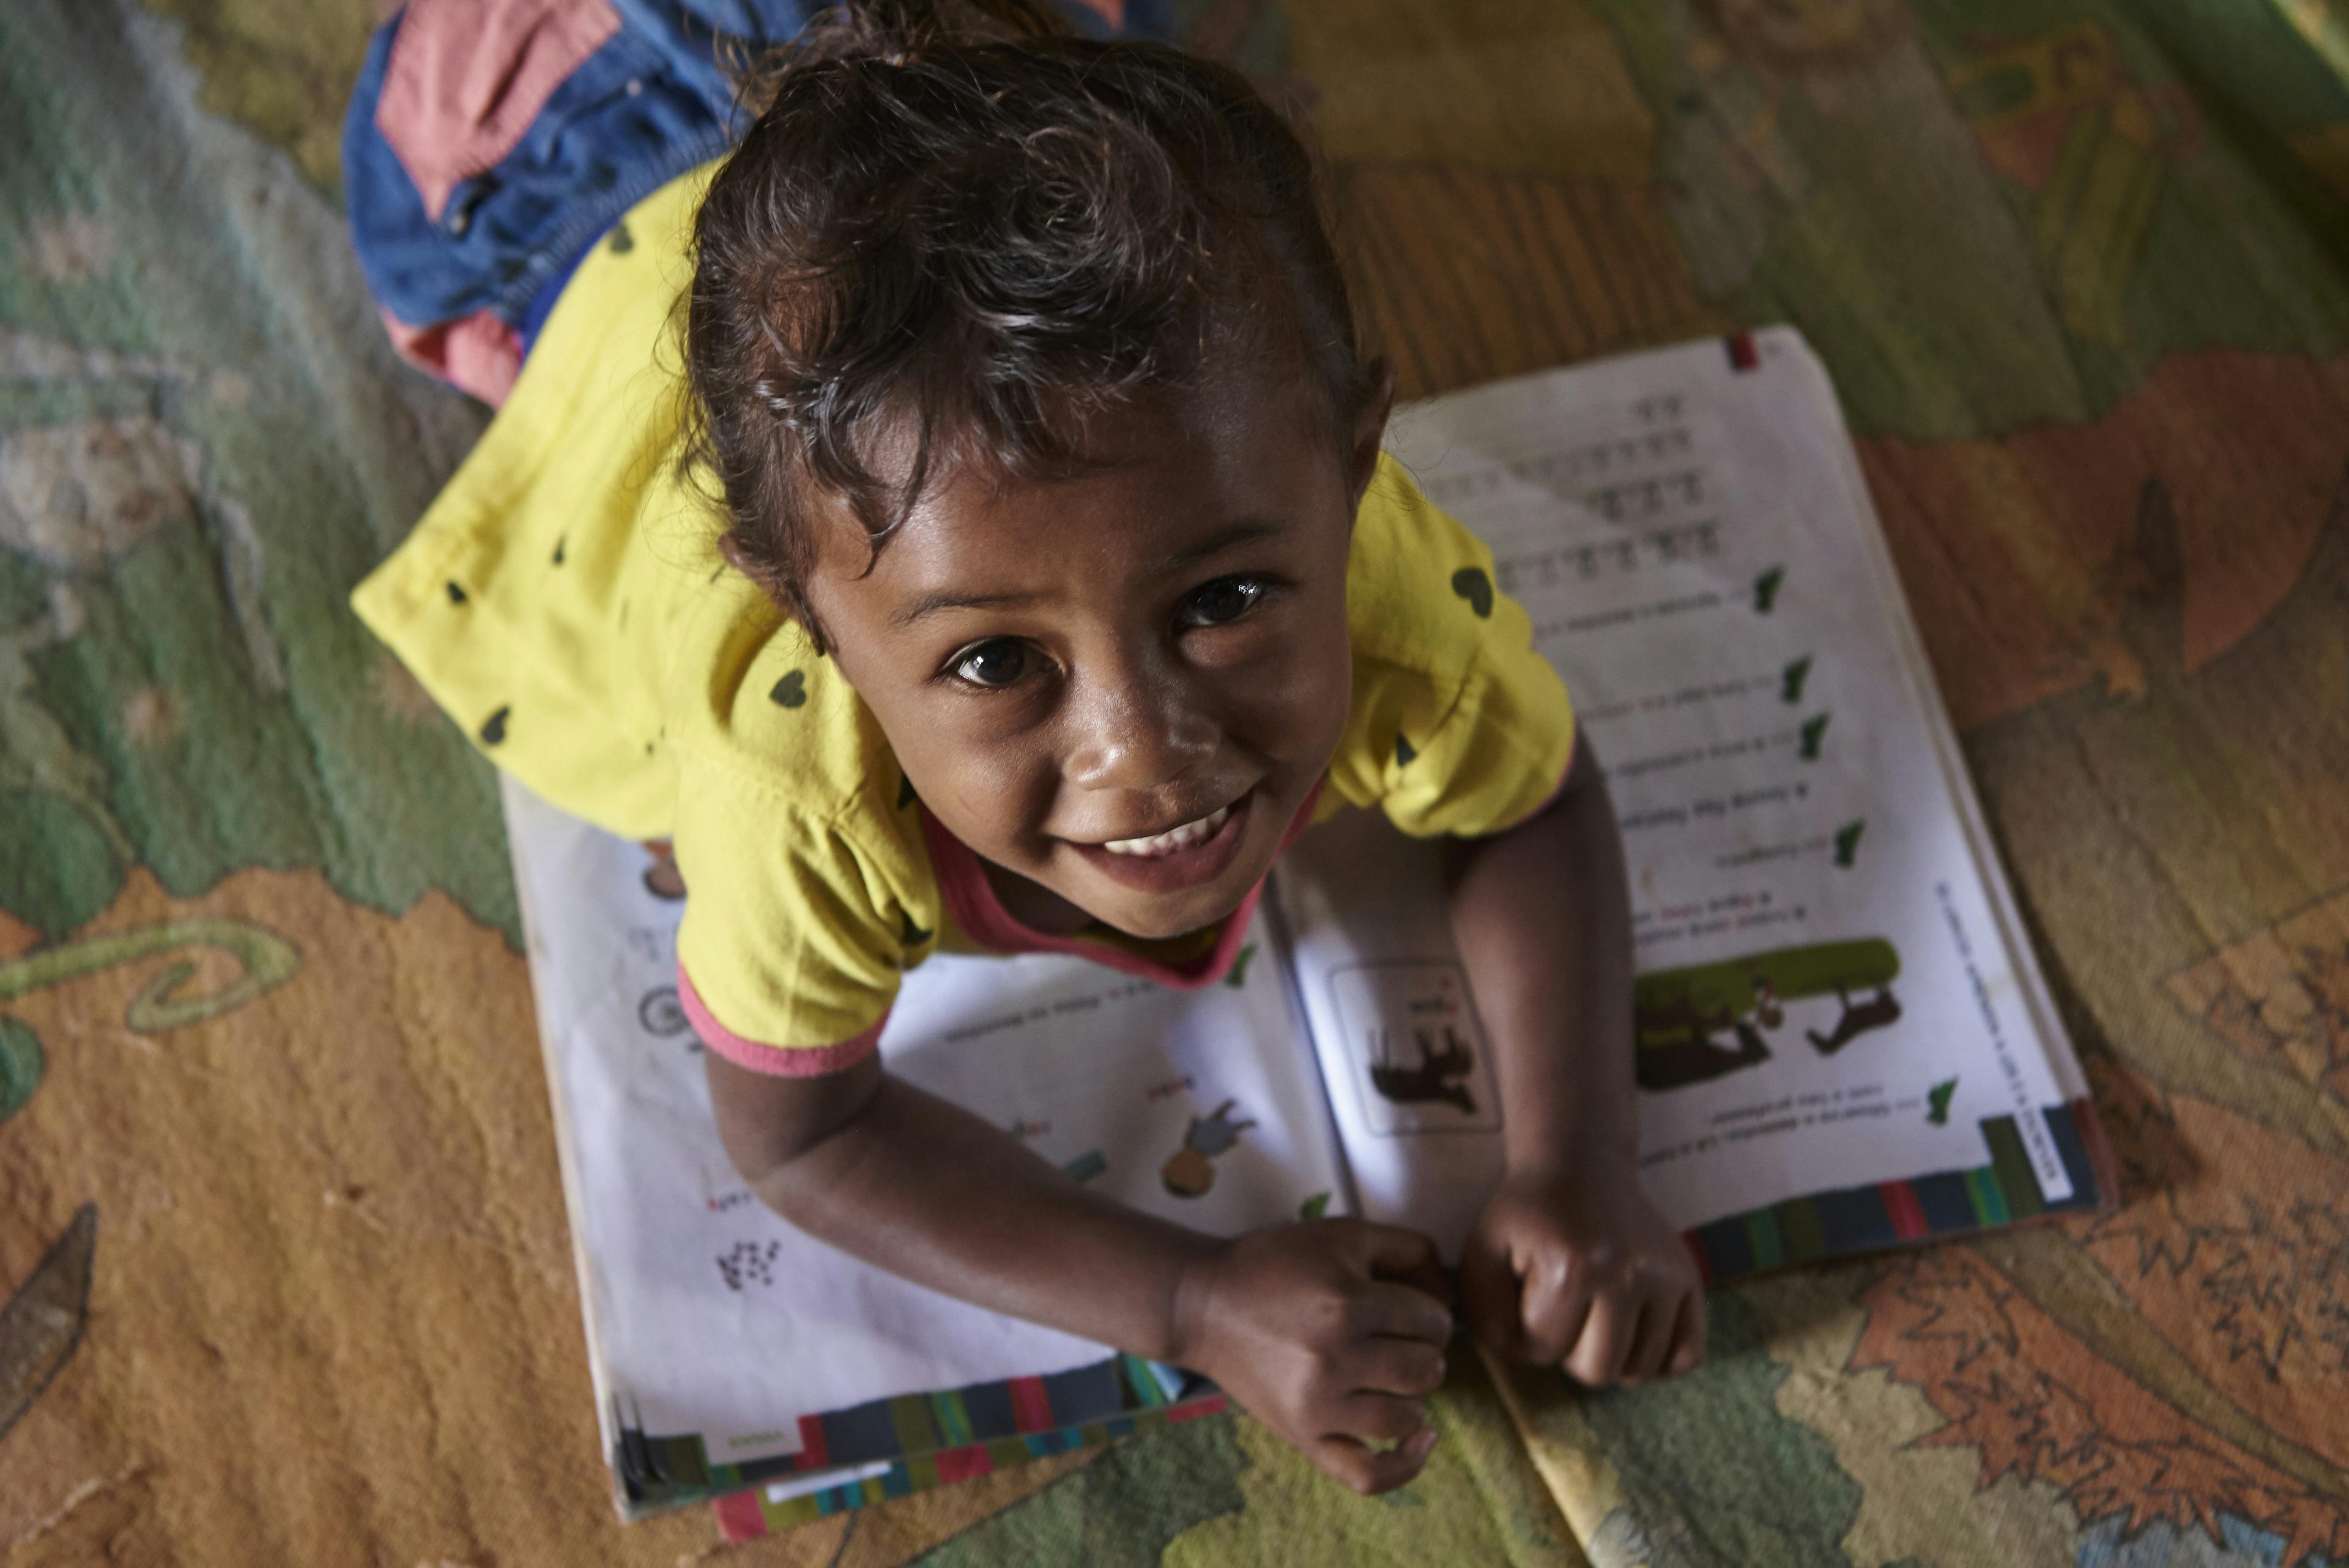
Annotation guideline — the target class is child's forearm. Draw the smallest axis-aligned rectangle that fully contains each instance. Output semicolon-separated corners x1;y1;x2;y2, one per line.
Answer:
1444;740;1638;1173
709;1053;1221;1362
1443;742;1706;1383
710;1049;1457;1495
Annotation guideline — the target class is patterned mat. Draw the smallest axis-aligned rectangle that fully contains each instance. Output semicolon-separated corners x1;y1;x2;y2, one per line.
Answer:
3;1;2346;1563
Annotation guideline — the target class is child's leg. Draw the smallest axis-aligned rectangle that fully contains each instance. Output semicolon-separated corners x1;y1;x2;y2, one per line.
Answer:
342;0;796;402
342;0;1176;406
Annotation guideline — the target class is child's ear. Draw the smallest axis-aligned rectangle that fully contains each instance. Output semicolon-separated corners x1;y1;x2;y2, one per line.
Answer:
1345;358;1398;511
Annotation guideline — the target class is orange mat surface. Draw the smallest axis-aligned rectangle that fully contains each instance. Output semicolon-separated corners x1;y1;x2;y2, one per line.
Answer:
4;1;2347;1562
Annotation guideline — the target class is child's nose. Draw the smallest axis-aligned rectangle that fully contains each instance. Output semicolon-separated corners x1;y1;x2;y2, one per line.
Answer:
1061;656;1218;793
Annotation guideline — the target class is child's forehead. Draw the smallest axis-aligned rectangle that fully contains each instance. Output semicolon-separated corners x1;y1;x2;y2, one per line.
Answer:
805;379;1345;603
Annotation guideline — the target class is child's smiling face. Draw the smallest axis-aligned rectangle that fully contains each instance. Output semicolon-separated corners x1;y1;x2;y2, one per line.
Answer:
804;368;1390;940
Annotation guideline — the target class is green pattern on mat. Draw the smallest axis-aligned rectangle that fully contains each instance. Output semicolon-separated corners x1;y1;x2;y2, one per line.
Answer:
1573;1293;1865;1567
0;0;510;941
1589;0;2349;443
911;1414;1251;1568
1163;1361;1581;1568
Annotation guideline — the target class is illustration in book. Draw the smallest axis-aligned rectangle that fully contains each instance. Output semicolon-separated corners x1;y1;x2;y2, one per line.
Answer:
1161;1100;1257;1197
1631;939;1902;1090
1324;960;1504;1137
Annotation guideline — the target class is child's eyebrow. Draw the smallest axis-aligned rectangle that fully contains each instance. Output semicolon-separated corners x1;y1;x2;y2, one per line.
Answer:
892;590;1042;628
892;518;1290;627
1163;517;1285;572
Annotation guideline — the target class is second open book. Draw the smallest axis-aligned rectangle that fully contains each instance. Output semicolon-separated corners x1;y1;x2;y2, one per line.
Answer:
503;327;2113;1524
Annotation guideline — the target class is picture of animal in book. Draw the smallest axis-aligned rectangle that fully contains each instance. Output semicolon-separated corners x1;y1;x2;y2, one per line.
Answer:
1160;1100;1257;1197
1327;960;1504;1135
1371;1025;1479;1114
1633;937;1902;1091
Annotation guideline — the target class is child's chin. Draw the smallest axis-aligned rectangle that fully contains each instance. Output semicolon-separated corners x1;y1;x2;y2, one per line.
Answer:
1088;880;1253;942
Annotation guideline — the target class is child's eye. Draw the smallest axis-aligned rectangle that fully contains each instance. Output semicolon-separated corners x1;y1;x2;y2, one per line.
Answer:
951;638;1030;688
1177;575;1267;630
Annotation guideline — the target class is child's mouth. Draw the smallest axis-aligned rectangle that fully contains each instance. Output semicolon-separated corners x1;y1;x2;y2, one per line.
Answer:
1070;794;1253;894
1101;803;1233;858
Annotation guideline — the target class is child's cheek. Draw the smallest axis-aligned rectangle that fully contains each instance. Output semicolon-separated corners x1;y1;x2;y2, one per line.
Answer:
929;740;1061;861
1239;604;1352;768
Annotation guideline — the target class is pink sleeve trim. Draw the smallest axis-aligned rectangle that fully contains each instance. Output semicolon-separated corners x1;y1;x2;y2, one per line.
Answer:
678;961;886;1077
377;306;521;406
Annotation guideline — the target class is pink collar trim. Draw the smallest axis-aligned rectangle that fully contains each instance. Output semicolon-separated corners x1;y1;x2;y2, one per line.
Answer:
917;782;1323;992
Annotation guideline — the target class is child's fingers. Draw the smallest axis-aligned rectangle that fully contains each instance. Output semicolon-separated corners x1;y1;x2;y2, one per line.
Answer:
1336;1390;1431;1444
1349;1336;1447;1397
1312;1426;1439;1497
1620;1286;1682;1383
1457;1236;1523;1357
1357;1280;1455;1345
1344;1220;1442;1282
1663;1287;1707;1378
1517;1257;1592;1365
1563;1288;1635;1385
1390;1257;1459;1314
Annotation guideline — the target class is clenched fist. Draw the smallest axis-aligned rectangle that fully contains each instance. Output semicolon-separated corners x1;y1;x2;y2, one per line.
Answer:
1460;1161;1705;1386
1172;1218;1455;1495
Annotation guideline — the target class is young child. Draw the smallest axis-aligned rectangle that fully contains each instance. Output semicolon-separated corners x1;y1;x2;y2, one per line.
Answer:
348;0;1704;1497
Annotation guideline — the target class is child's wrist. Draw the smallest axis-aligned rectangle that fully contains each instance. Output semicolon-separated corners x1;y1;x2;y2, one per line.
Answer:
1502;1136;1637;1187
1162;1234;1235;1370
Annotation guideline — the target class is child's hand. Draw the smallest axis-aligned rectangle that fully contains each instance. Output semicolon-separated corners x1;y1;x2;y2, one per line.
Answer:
1460;1162;1705;1386
1173;1219;1455;1496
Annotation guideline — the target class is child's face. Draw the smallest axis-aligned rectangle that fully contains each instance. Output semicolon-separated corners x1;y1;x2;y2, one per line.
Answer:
806;368;1388;940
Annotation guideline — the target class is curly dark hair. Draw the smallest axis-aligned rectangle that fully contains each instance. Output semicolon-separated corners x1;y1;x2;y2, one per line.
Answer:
683;0;1371;644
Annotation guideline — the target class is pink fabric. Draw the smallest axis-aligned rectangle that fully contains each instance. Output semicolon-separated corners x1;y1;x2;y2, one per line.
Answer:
376;0;622;221
918;783;1324;992
377;305;523;405
1066;0;1126;25
678;962;888;1077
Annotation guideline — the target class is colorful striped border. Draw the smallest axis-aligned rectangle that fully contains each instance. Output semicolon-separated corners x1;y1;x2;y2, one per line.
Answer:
614;1351;1197;1517
631;1099;2113;1525
713;1396;1232;1542
1682;1099;2113;1284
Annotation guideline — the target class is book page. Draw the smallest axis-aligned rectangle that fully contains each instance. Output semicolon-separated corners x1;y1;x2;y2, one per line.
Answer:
1276;328;2081;1254
504;778;1346;1479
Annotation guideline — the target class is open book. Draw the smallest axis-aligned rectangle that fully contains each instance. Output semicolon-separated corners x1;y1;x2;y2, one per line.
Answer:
502;327;2112;1526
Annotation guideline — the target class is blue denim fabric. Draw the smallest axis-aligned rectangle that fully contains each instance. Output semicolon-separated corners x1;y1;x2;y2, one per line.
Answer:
345;0;1178;347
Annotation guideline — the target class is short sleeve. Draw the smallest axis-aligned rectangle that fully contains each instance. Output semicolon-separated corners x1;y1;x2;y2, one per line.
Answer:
1326;456;1577;838
670;757;910;1076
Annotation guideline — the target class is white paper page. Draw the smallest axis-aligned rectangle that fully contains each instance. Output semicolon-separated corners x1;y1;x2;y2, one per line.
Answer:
1802;351;2089;1111
1277;327;2077;1249
505;778;1346;1472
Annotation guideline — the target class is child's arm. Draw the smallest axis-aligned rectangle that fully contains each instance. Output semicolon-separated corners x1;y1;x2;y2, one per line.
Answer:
705;1051;1454;1494
1442;739;1707;1384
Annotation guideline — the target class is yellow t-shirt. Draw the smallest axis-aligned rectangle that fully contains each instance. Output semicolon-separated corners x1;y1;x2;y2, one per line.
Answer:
352;167;1576;1072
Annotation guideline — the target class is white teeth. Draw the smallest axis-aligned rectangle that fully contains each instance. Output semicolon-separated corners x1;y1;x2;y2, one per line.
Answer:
1102;804;1231;858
